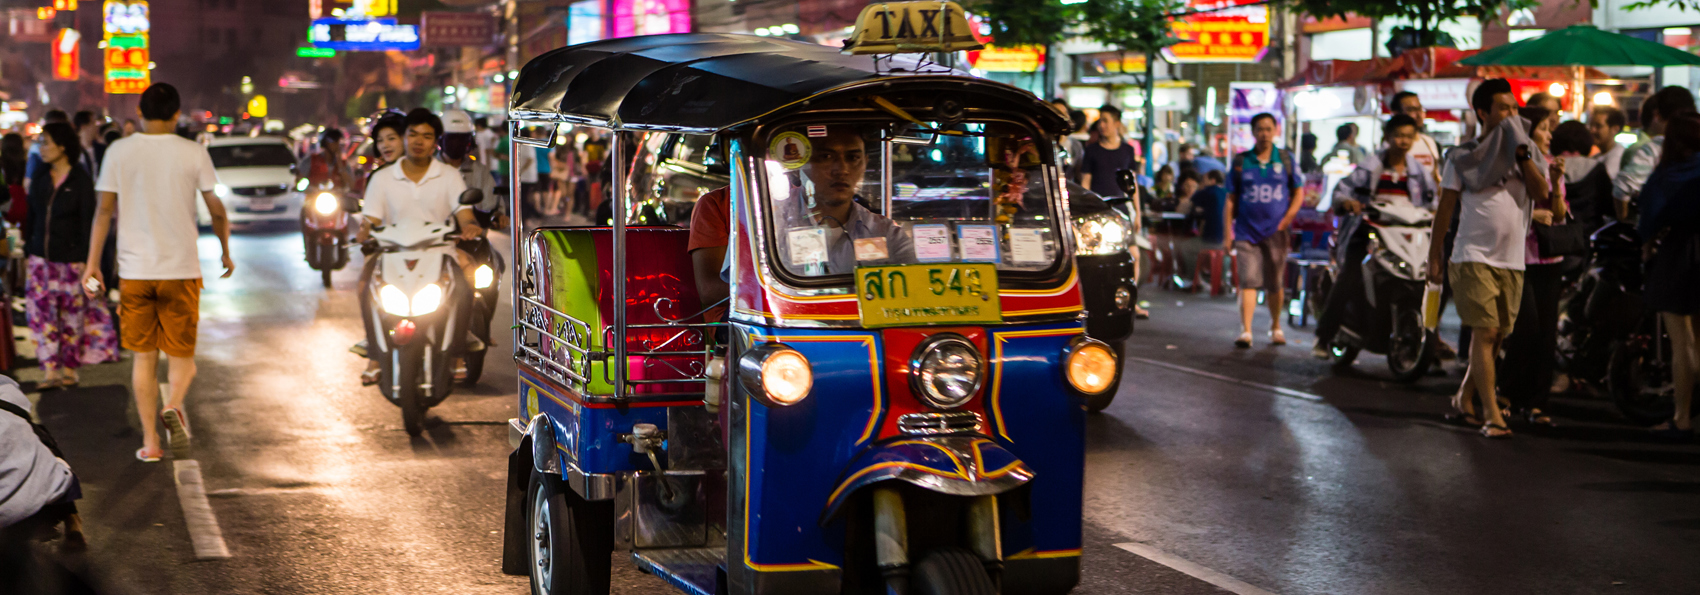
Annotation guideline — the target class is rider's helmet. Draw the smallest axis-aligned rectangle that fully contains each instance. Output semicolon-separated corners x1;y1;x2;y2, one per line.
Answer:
319;127;346;150
440;109;477;162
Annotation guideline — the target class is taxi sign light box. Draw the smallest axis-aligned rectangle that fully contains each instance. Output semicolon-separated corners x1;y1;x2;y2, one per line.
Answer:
844;1;982;55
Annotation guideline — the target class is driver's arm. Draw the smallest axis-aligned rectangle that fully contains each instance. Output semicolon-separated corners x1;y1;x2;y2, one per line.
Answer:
692;247;729;307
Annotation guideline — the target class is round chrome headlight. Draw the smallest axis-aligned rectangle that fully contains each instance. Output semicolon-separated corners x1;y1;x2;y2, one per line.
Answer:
1074;211;1132;256
910;334;984;409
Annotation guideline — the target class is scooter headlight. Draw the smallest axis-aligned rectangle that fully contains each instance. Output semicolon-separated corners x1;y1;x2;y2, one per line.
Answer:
313;192;339;214
410;283;444;316
214;183;232;198
379;284;411;316
474;264;494;289
1064;337;1118;395
1074;211;1132;256
738;343;812;407
910;334;984;409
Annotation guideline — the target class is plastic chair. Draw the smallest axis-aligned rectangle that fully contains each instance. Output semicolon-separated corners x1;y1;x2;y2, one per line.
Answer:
1194;248;1238;296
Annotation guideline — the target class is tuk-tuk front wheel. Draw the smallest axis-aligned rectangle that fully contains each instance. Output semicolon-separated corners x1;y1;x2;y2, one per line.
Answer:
912;547;996;595
528;470;613;595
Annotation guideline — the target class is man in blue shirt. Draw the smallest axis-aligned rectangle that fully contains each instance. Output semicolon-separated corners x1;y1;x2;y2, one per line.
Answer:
1224;113;1304;348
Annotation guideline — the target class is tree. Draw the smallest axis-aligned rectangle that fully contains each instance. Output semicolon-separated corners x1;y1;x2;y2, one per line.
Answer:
964;0;1081;49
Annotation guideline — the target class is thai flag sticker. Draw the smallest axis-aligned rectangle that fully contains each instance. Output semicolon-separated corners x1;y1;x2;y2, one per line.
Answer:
807;125;828;137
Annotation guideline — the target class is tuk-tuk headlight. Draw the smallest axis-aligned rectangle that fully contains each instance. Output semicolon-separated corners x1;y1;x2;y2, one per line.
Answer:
474;264;494;289
379;284;411;316
910;335;983;409
313;192;339;214
1074;211;1132;256
1064;337;1118;395
739;343;812;407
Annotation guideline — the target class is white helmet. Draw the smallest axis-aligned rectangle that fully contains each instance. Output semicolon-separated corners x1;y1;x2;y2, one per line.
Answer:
441;109;475;134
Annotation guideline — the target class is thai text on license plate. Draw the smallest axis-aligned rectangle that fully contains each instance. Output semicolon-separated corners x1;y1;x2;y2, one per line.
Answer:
855;263;1001;328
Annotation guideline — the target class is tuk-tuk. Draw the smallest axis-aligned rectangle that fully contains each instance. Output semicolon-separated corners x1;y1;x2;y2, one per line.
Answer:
500;5;1118;594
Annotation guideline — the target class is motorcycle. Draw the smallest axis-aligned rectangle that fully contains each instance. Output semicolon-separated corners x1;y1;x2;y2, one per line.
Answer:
1322;201;1439;382
363;190;481;436
1557;221;1686;425
302;181;357;288
456;205;505;387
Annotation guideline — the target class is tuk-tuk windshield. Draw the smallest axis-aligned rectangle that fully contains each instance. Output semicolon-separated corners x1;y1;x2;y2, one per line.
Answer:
760;120;1060;279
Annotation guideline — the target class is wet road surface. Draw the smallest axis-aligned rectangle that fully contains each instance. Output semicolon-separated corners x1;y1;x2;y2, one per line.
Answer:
14;227;1700;594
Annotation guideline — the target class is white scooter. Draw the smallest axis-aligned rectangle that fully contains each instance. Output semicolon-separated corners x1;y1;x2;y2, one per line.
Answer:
362;191;480;435
1323;201;1439;382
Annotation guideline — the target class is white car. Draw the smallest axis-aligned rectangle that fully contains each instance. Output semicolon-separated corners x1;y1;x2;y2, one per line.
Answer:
200;136;304;226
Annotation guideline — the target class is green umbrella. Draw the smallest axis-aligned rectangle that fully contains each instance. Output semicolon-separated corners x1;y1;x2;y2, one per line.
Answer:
1459;24;1700;67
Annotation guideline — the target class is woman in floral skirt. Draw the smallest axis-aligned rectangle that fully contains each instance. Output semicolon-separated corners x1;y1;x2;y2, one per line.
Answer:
23;123;116;390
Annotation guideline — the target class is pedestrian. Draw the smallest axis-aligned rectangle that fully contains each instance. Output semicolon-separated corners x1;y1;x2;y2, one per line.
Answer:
551;143;578;217
120;119;138;138
1151;166;1176;206
2;133;26;224
1552;120;1609;230
534;142;556;215
1633;111;1700;438
0;376;85;552
1389;92;1444;184
516;127;540;221
1079;105;1141;198
71;111;102;179
80;83;235;462
23;111;70;195
1176;169;1227;285
1590;106;1628;180
1613;86;1695;222
1499;106;1570;427
1320;122;1369;171
1223;113;1304;348
1314;114;1435;358
1425;79;1554;439
23;122;117;391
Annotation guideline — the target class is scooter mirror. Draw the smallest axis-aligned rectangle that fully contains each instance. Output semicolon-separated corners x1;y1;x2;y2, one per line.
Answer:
459;188;484;206
1115;169;1139;199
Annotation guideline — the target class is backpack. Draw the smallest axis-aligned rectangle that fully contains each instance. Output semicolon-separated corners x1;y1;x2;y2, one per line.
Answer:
0;397;65;459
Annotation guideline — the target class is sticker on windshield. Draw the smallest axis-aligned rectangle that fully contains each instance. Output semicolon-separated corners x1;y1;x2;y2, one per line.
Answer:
854;237;889;262
770;132;812;170
912;224;952;262
788;227;829;267
1009;227;1048;263
957;225;1000;263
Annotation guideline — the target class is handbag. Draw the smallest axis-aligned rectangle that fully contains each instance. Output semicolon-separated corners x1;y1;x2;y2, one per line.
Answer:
1534;220;1589;257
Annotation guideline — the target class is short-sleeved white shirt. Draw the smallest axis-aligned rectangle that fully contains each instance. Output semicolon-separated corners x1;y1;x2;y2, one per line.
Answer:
1409;133;1443;182
362;158;469;228
1441;156;1532;270
94;133;218;280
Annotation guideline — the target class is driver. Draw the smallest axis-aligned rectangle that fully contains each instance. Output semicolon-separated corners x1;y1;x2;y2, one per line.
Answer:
298;128;352;194
773;126;912;275
1312;114;1435;359
438;109;506;232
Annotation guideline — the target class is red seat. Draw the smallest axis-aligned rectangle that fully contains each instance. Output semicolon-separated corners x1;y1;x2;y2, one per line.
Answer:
1194;249;1238;296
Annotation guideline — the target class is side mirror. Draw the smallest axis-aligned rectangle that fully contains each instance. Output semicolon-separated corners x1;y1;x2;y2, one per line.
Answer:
459;188;484;206
1115;169;1139;199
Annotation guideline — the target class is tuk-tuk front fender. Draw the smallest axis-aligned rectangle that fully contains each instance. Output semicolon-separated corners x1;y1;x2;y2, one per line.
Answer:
821;436;1034;524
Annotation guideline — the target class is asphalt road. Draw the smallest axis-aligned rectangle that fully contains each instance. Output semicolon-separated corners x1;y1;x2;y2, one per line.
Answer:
11;227;1699;595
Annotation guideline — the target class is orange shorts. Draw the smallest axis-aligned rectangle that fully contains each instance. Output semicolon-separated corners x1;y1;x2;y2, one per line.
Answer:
119;279;203;357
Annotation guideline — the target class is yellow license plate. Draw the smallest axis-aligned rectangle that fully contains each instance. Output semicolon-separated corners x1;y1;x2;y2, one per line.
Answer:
856;264;1001;328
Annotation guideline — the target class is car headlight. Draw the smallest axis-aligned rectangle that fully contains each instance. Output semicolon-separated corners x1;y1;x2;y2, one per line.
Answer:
379;284;411;316
738;343;812;407
1064;337;1118;395
1074;211;1132;256
214;183;231;198
410;283;444;316
313;192;339;214
473;264;494;289
296;178;310;192
909;334;984;409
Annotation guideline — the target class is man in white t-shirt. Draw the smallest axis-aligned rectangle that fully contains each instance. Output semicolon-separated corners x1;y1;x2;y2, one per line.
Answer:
1391;91;1443;184
1589;106;1627;181
81;83;234;462
1426;79;1553;439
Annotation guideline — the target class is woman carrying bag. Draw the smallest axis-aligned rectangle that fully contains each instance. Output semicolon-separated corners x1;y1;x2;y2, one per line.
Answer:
22;123;116;390
1501;107;1571;427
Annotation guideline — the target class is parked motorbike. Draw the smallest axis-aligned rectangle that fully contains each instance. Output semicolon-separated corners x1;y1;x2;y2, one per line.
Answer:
302;181;356;288
1322;201;1439;382
362;190;481;435
1557;221;1684;425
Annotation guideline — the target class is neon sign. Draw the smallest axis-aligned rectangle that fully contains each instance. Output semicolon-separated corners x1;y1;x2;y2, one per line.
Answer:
103;1;149;94
53;28;80;81
309;17;420;51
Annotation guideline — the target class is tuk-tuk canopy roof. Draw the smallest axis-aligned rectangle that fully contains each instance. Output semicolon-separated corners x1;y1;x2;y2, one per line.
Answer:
508;33;1067;134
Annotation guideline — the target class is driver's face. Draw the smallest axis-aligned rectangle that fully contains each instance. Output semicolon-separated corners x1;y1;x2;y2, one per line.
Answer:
405;123;438;161
802;131;866;208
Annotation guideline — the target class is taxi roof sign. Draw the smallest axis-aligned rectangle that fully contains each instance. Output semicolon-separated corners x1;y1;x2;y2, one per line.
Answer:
844;2;982;56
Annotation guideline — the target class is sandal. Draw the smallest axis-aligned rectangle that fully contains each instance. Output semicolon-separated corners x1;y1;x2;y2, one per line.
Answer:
361;368;381;386
161;409;191;459
135;447;162;463
1480;423;1513;439
1269;329;1287;346
1524;408;1556;427
1234;332;1252;349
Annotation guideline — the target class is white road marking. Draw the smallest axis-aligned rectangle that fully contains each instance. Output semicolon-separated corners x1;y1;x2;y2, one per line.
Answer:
172;459;232;559
1125;357;1325;402
1114;542;1278;595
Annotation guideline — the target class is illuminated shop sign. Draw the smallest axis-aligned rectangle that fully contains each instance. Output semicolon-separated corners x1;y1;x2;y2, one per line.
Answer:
309;17;420;51
53;28;80;81
611;0;692;38
104;1;149;94
1164;0;1269;64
